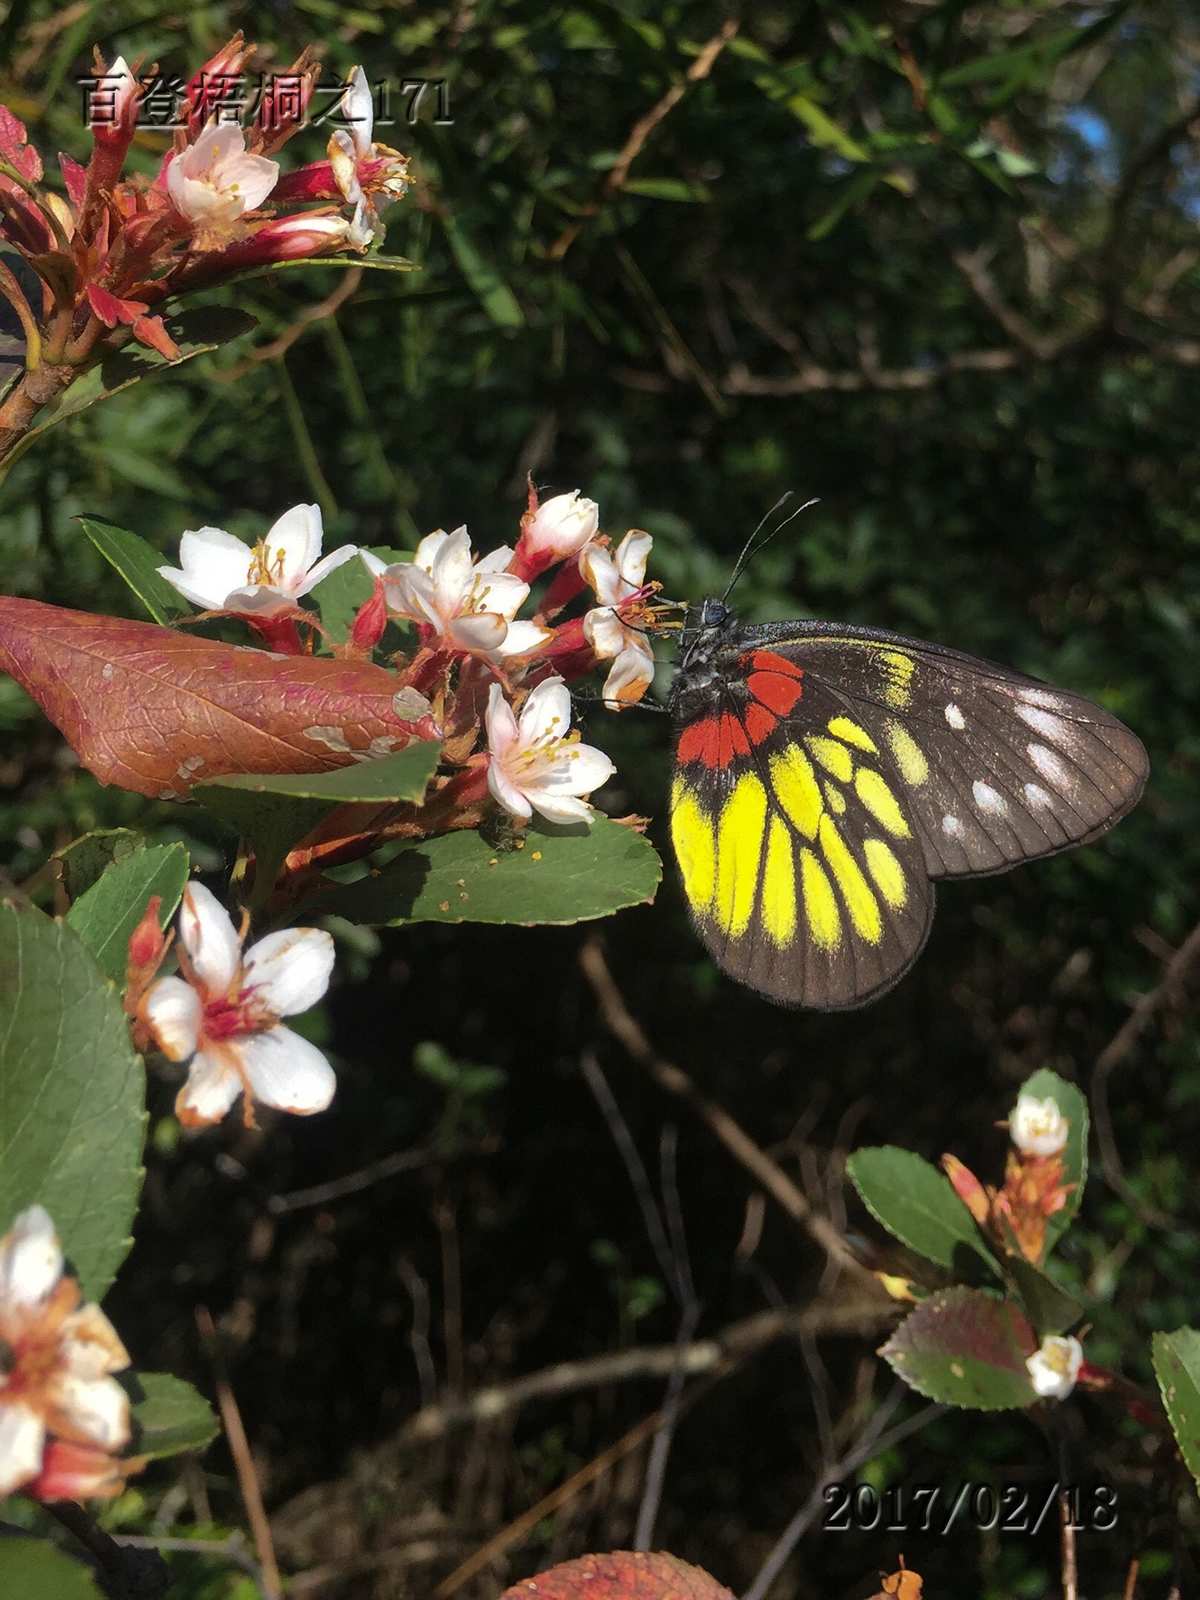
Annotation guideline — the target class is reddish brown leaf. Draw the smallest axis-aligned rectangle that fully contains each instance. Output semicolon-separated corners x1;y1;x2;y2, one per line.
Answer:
500;1551;734;1600
0;596;440;799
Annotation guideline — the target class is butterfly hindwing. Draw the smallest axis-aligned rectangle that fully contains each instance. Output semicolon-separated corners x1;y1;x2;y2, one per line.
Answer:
671;662;934;1009
669;611;1148;1009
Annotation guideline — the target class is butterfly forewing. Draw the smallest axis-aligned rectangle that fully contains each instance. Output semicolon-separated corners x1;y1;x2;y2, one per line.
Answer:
669;613;1148;1009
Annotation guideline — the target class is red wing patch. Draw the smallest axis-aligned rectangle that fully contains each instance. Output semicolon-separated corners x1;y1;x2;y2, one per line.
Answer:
744;703;777;744
743;651;805;717
678;712;753;769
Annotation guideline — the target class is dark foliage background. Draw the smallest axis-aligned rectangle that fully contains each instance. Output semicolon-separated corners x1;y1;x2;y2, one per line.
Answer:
2;2;1199;1596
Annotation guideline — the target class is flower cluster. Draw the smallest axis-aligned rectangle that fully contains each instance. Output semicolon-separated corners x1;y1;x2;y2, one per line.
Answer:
941;1090;1076;1265
157;481;661;830
0;1206;138;1500
133;882;337;1130
0;33;407;462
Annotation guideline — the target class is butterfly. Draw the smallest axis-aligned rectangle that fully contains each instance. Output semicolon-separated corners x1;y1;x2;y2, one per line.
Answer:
667;594;1148;1009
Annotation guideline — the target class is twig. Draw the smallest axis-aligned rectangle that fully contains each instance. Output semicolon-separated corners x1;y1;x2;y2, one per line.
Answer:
196;1305;283;1600
1091;918;1200;1223
46;1500;169;1596
1059;1490;1079;1600
214;268;363;382
580;1051;677;1288
1122;1556;1141;1600
399;1300;891;1443
549;20;739;259
115;1532;263;1582
431;1407;669;1597
634;1299;701;1551
579;938;876;1285
741;1396;943;1600
267;1138;494;1214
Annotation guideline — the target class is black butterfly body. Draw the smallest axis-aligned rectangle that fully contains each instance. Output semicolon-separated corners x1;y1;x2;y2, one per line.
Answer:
667;598;1148;1008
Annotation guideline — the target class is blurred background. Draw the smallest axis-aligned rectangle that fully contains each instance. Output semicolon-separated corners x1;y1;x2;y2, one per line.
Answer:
2;1;1199;1596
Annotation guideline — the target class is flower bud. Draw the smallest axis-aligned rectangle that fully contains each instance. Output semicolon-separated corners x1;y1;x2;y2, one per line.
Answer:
513;488;600;581
1026;1334;1083;1400
1010;1092;1068;1158
25;1439;133;1502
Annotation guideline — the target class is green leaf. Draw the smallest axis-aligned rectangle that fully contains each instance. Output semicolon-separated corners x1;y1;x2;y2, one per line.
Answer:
127;1371;220;1461
1152;1329;1200;1495
321;816;663;927
622;177;713;202
195;744;441;901
54;829;146;901
882;1288;1038;1410
440;210;525;327
198;744;442;806
1017;1068;1088;1249
1005;1255;1084;1337
0;1540;103;1599
239;253;416;280
0;901;145;1302
847;1146;999;1274
311;544;411;642
0;307;256;480
65;843;189;984
781;94;868;162
76;517;193;625
807;169;881;241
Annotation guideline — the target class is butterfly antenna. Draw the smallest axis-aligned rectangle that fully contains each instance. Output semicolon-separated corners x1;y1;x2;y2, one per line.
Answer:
722;494;819;604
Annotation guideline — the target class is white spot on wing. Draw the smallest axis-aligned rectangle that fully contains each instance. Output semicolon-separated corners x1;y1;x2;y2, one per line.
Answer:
1019;687;1062;709
1017;704;1074;742
1024;782;1053;808
944;702;965;730
973;780;1007;815
1028;743;1070;786
942;814;964;838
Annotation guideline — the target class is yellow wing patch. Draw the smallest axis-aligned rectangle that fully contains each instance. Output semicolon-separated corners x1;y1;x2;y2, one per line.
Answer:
885;720;930;786
770;746;822;840
828;715;878;753
806;735;854;783
670;779;716;913
761;816;797;946
854;767;912;838
715;772;767;937
819;814;882;943
863;837;907;908
800;848;841;950
878;649;916;710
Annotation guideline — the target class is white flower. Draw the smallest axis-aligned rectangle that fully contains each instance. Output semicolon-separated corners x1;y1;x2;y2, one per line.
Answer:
0;1206;131;1498
485;677;615;826
1010;1092;1069;1158
341;65;375;162
1026;1334;1083;1400
158;503;358;616
364;527;550;657
581;530;656;707
140;883;337;1129
521;490;600;563
166;123;279;235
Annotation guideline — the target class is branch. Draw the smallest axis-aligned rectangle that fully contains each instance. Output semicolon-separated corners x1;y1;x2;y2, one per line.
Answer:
400;1299;891;1444
549;20;740;260
578;938;879;1285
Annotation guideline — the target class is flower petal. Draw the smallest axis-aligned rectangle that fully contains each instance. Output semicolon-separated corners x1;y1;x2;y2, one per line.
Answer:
602;640;655;706
582;605;628;661
493;620;553;657
60;1303;130;1378
485;682;519;756
614;529;652;588
341;64;375;158
475;544;517;574
178;882;242;997
239;1027;336;1115
176;1048;242;1128
471;570;528;622
243;927;335;1016
221;584;293;616
383;567;440;627
264;503;323;584
163;526;254;608
518;676;572;741
360;549;388;578
528;791;594;825
431;526;475;611
413;528;449;572
234;151;280;211
294;544;360;596
0;1205;62;1307
448;612;508;652
48;1374;130;1452
140;976;201;1062
542;741;615;795
580;543;620;606
487;761;533;820
0;1400;45;1496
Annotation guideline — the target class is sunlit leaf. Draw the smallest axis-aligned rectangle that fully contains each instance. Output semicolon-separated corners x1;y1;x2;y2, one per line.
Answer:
0;901;144;1301
882;1288;1038;1410
65;842;189;983
1153;1329;1200;1495
847;1146;999;1274
127;1371;219;1461
76;518;193;625
499;1551;734;1599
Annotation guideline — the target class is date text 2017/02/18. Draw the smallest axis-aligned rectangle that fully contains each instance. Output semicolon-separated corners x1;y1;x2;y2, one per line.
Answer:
822;1482;1118;1536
